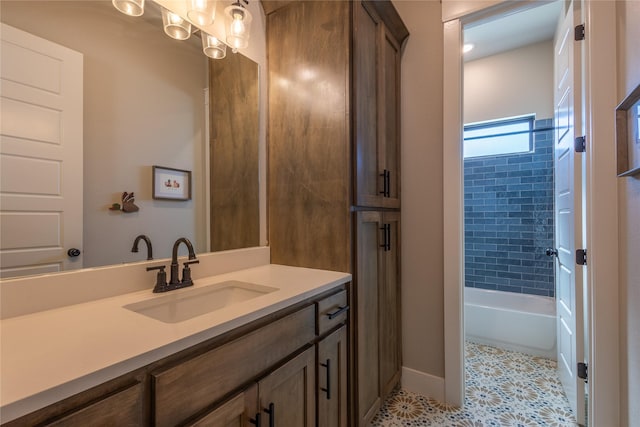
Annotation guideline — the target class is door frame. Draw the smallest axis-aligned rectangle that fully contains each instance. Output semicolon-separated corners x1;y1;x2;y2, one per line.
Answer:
442;1;620;424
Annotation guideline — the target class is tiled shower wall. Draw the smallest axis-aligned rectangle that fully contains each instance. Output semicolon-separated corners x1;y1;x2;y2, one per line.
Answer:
464;118;555;297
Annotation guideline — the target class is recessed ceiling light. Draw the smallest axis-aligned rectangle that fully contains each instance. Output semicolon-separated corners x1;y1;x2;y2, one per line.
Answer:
463;43;474;53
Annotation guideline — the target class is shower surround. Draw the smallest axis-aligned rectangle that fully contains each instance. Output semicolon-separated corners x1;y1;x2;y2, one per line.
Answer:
464;118;555;297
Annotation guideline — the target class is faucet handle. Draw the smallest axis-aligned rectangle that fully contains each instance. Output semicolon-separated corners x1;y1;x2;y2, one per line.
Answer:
147;265;168;292
181;260;199;286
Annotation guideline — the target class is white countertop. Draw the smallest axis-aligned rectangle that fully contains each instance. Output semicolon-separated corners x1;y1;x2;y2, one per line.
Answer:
0;264;351;423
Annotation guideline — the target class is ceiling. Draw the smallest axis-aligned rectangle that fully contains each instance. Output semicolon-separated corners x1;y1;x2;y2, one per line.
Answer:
463;1;564;62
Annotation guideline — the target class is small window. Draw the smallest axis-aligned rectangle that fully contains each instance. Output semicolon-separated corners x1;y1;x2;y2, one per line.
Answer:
463;116;534;158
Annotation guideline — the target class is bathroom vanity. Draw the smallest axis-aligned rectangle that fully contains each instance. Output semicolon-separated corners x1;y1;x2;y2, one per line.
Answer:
0;250;350;426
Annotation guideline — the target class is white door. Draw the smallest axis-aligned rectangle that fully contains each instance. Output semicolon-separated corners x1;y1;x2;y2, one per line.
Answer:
0;24;83;278
553;3;585;424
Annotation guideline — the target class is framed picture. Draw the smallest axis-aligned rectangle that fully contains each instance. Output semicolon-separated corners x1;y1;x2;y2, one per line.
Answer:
616;83;640;177
152;166;191;200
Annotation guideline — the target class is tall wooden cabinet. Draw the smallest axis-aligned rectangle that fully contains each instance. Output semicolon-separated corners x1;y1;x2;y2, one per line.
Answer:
264;1;408;425
354;2;402;210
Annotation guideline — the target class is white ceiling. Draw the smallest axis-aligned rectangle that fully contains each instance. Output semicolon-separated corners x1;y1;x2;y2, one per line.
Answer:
463;1;564;62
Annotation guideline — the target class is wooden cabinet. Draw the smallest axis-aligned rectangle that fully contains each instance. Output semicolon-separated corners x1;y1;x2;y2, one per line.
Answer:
258;347;316;426
355;211;401;424
152;306;315;426
5;285;349;427
377;212;401;398
354;1;402;209
317;326;348;427
265;1;407;425
190;348;316;427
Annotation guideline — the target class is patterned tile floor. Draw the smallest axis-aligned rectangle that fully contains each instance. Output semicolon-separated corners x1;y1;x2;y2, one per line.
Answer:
371;342;578;426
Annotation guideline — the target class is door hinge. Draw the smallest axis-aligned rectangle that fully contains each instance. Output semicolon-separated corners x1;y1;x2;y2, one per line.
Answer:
576;249;587;266
575;24;585;41
575;136;586;153
577;362;588;382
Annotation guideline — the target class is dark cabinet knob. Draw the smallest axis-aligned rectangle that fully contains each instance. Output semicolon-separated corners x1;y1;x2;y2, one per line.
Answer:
67;248;81;257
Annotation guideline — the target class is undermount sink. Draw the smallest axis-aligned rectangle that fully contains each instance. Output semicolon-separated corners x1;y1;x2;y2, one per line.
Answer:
124;280;278;323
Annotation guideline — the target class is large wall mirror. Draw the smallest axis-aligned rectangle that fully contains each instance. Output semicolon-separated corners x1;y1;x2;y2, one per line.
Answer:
0;1;266;279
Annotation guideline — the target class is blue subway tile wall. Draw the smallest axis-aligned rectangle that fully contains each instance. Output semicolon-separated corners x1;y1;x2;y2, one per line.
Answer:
464;118;555;297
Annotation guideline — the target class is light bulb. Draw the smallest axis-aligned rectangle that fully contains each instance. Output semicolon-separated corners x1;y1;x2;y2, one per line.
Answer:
231;17;246;36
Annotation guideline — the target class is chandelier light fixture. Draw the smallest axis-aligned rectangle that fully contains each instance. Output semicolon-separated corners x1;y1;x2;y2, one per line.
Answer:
112;0;235;58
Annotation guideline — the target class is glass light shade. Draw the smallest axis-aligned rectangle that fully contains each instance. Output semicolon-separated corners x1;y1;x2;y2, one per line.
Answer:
112;0;144;16
162;8;192;40
187;0;217;26
224;2;252;50
201;33;227;59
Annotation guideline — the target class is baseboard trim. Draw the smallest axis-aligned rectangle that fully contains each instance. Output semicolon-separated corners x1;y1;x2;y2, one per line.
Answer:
401;366;445;402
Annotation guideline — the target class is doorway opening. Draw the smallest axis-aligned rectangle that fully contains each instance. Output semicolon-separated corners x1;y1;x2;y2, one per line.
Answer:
461;1;584;424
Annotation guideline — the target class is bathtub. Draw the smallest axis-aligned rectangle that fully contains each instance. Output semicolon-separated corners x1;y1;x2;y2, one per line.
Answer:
464;287;557;360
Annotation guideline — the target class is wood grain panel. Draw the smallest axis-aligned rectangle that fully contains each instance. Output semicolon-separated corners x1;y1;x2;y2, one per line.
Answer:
363;1;409;45
209;53;260;251
45;382;143;427
267;0;352;273
187;385;258;427
382;29;401;205
379;211;401;397
258;347;316;426
317;289;348;336
354;1;382;208
317;326;348;427
260;0;293;15
152;306;315;427
355;211;382;424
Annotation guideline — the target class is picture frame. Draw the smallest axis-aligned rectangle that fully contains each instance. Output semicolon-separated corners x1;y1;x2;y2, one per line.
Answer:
616;83;640;177
152;166;191;201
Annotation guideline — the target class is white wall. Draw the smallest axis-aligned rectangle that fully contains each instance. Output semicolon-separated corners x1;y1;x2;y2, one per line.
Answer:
393;0;446;381
464;40;554;123
616;1;640;425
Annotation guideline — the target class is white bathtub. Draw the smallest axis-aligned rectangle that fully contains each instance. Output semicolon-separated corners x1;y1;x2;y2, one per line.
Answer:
464;287;557;359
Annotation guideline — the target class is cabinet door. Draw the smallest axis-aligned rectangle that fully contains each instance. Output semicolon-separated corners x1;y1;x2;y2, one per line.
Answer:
258;347;316;427
354;1;383;208
355;211;383;424
187;385;258;427
317;326;348;427
354;1;401;209
380;27;401;207
379;212;401;396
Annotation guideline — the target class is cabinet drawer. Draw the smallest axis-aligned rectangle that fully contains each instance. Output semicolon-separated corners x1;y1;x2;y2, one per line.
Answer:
317;290;348;335
152;305;315;427
45;382;142;427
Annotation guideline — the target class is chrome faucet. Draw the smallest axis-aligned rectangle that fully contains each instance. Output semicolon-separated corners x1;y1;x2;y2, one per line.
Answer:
131;234;153;260
169;237;199;287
